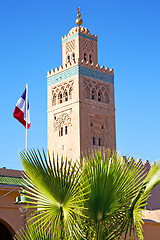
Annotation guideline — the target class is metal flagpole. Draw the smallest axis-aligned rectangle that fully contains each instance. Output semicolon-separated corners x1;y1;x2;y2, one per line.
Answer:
25;83;28;152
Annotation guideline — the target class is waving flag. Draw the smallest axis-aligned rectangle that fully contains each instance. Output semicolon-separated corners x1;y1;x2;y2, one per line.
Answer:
13;88;31;129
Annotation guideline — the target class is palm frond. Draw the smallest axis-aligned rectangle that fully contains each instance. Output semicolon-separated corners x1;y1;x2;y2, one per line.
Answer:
82;151;148;239
19;149;89;239
125;161;160;240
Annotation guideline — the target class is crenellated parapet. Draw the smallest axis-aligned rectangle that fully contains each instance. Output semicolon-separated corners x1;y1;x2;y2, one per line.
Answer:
47;60;77;78
122;156;156;172
47;59;113;78
80;59;114;75
62;26;97;43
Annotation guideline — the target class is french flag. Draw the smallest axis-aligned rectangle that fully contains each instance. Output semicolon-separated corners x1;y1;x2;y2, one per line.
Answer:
13;88;31;129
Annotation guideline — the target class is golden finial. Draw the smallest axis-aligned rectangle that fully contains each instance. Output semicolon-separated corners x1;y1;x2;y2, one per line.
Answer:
76;7;83;26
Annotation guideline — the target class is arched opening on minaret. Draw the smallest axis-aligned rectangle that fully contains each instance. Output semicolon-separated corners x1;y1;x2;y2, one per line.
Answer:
67;55;70;63
98;138;101;146
91;89;95;100
89;55;92;64
69;87;73;100
92;137;95;145
64;91;68;102
72;53;75;62
52;93;57;106
65;126;68;135
98;91;102;102
58;92;63;104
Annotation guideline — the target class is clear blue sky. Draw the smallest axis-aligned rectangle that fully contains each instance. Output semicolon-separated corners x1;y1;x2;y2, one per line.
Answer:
0;0;160;170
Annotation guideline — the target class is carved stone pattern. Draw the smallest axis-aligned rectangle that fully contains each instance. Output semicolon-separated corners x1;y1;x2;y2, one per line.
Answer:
84;79;110;93
51;80;74;106
54;113;72;130
90;117;108;147
65;40;75;54
52;80;74;98
82;39;94;53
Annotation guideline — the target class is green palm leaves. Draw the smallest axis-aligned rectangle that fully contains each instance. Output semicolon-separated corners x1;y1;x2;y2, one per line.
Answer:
17;149;87;239
83;152;147;239
14;149;160;240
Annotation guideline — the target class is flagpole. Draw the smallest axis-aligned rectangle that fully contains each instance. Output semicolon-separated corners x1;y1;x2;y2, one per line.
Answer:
25;83;28;152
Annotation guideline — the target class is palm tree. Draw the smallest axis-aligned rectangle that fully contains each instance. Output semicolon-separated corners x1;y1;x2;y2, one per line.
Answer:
14;149;160;240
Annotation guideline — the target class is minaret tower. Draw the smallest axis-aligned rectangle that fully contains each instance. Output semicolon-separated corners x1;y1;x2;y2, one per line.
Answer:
47;8;116;160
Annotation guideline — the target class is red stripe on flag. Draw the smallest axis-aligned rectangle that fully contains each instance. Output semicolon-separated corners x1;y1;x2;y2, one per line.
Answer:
13;106;30;129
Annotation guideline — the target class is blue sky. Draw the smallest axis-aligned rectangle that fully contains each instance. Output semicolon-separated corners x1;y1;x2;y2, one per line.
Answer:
0;0;160;170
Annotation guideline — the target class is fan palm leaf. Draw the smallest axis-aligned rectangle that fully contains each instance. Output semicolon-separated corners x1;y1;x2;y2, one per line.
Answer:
82;151;148;240
125;161;160;240
14;220;52;240
19;149;89;239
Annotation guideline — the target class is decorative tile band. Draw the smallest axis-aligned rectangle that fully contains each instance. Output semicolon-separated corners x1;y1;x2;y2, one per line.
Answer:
47;65;114;86
79;66;114;84
47;66;79;86
62;33;97;43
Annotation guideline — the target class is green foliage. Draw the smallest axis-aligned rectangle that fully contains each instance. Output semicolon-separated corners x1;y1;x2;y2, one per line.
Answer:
14;221;52;240
17;149;88;239
14;150;160;240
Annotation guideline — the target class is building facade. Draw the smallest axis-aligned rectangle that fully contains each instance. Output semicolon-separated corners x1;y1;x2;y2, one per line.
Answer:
0;168;25;239
47;11;116;160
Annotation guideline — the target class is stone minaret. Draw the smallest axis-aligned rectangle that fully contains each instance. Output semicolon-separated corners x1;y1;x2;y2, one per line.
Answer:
47;8;116;160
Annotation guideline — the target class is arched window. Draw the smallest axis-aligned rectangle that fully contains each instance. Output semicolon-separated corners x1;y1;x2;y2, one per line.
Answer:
65;126;67;135
61;127;63;136
72;53;75;61
52;93;56;106
59;92;63;104
69;87;73;100
93;137;95;145
85;86;90;99
98;91;102;102
84;53;87;62
92;90;95;100
89;55;92;64
104;92;109;104
64;91;68;102
67;55;70;63
98;138;101;146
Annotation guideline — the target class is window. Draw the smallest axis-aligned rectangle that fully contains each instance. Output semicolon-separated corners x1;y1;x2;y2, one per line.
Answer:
69;87;73;100
98;92;101;102
61;127;63;136
101;125;104;130
59;93;63;104
67;55;70;62
89;55;92;64
84;53;87;62
92;90;95;100
64;91;68;102
52;93;56;106
91;123;93;127
72;53;75;61
65;126;67;135
93;137;95;145
98;138;101;146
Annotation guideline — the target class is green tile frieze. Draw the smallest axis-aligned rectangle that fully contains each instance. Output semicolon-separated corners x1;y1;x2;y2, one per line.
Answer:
47;65;114;86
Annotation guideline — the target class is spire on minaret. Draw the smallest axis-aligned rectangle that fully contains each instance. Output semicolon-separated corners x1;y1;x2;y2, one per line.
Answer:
76;7;83;26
